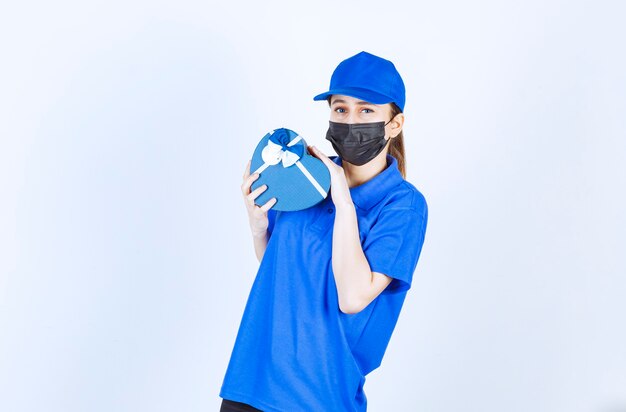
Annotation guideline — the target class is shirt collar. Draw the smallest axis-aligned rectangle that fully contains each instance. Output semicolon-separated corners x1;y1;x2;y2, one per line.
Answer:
330;154;404;210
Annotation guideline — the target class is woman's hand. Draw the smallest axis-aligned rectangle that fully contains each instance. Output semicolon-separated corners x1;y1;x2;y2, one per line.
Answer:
241;159;277;237
307;145;354;208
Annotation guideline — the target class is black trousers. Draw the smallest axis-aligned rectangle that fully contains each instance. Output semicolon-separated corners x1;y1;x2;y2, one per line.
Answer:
220;398;263;412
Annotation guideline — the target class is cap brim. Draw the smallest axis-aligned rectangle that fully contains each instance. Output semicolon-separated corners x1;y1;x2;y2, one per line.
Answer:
312;87;394;105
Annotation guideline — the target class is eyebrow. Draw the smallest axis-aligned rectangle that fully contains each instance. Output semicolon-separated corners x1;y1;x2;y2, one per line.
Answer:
331;98;376;106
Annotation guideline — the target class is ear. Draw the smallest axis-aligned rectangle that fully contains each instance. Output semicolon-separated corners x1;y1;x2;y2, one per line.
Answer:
387;112;405;138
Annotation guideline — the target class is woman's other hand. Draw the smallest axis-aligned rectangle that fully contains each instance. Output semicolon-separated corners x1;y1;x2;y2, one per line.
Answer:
241;159;277;238
307;146;354;209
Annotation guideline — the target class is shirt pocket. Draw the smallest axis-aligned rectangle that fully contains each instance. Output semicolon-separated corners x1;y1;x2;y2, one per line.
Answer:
308;205;370;244
309;203;335;234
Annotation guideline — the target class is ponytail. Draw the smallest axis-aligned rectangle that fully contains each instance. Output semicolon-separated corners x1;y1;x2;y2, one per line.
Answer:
387;102;406;179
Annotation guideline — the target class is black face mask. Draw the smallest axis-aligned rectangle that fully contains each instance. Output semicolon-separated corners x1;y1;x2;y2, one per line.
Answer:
325;119;392;166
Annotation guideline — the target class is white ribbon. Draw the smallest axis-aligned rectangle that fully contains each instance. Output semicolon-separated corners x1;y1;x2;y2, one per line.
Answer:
261;134;303;167
252;130;327;200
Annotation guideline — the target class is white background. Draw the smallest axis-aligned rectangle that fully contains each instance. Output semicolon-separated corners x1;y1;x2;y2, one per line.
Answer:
1;1;625;411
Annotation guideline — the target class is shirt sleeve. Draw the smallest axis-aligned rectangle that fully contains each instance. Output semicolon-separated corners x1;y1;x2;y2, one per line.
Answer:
362;206;428;294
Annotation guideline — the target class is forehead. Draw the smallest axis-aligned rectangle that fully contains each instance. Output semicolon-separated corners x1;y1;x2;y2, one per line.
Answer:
330;94;378;106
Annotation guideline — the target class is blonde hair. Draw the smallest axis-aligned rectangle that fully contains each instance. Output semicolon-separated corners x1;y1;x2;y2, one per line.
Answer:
387;102;406;179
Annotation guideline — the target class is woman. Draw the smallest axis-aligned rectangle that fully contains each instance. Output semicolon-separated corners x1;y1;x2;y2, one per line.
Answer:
219;51;428;412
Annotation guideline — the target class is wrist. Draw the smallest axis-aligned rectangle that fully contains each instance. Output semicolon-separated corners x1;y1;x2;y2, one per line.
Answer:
251;229;268;239
335;201;356;214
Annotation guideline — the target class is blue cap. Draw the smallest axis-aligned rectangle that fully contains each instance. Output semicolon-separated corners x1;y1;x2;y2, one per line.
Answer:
313;51;406;112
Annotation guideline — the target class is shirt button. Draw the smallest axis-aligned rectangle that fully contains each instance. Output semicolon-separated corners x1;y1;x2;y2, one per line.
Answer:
327;208;334;213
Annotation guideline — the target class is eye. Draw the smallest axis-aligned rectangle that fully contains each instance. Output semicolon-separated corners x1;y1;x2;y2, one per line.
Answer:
334;107;346;113
361;108;374;113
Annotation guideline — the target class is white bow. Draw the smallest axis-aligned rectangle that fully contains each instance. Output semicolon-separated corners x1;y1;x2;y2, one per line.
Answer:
261;138;302;167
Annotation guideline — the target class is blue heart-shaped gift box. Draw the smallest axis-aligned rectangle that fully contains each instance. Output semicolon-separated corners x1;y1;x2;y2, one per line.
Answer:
250;128;331;211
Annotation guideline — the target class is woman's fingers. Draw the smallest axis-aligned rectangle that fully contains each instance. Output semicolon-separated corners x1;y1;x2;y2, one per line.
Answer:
310;145;341;174
243;159;251;180
241;159;255;193
241;171;260;196
259;197;277;213
246;182;268;206
241;161;275;216
310;145;329;164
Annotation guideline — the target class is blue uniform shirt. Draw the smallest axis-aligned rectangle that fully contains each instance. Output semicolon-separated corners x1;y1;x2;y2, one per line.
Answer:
220;154;428;411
